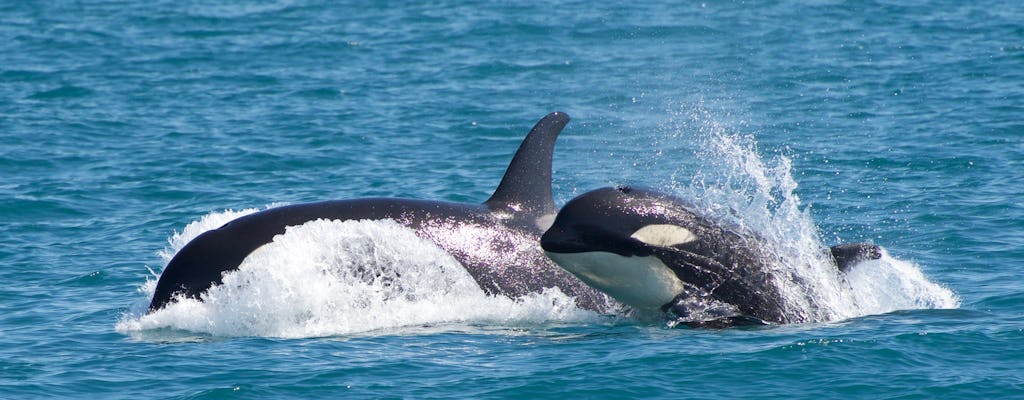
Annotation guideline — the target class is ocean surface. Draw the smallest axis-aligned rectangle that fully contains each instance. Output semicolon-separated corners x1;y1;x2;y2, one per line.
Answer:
2;1;1021;398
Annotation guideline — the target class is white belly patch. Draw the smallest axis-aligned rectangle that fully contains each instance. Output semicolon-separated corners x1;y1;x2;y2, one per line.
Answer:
544;251;685;310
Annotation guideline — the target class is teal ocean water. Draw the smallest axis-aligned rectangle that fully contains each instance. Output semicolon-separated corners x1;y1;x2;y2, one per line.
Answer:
2;1;1021;398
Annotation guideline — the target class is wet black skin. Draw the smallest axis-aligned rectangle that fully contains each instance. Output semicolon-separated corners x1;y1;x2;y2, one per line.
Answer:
148;112;611;312
541;186;882;324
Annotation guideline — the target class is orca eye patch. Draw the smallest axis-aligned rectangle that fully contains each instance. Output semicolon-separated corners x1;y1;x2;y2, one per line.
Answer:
630;224;697;247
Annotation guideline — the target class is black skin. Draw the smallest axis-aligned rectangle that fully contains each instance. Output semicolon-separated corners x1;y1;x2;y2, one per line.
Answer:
148;112;612;313
150;199;485;310
541;185;882;325
829;242;883;273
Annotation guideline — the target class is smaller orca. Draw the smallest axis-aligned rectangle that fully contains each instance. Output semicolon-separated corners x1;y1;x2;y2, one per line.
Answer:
540;186;881;325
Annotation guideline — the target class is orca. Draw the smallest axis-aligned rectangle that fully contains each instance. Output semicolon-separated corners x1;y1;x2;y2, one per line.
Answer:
540;185;881;325
148;112;612;312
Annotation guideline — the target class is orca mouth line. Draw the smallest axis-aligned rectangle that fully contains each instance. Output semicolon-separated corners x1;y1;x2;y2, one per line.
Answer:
540;226;651;258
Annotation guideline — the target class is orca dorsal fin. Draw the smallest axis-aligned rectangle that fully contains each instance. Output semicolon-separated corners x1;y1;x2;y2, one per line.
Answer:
484;112;569;216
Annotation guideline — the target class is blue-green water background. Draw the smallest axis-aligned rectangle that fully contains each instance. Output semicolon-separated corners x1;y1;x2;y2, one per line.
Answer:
2;1;1022;398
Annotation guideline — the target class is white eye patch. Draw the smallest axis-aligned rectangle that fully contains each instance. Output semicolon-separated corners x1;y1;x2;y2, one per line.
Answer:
630;224;697;247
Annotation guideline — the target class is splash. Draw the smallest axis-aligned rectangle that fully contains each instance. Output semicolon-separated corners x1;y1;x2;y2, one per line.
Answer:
119;216;600;338
159;208;262;263
118;105;958;335
844;248;960;313
657;104;959;323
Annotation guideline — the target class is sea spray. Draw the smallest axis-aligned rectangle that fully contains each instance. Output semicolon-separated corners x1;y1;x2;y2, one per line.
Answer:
656;104;958;323
121;106;958;335
159;208;262;264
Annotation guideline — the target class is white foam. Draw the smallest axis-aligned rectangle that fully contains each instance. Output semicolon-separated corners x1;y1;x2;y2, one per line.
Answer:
658;104;959;323
119;215;599;338
844;249;960;314
119;105;959;333
160;208;262;263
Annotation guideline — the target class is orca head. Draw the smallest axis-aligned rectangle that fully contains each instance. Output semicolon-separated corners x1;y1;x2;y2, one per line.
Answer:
542;186;880;326
541;186;710;311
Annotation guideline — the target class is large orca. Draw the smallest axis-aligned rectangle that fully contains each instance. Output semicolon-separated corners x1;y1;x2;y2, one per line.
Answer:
148;112;612;312
540;186;881;325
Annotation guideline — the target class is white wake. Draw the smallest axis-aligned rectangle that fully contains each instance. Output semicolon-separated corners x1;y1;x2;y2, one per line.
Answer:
118;215;600;338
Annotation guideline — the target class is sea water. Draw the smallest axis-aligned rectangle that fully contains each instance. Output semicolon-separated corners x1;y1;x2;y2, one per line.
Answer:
2;1;1021;398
